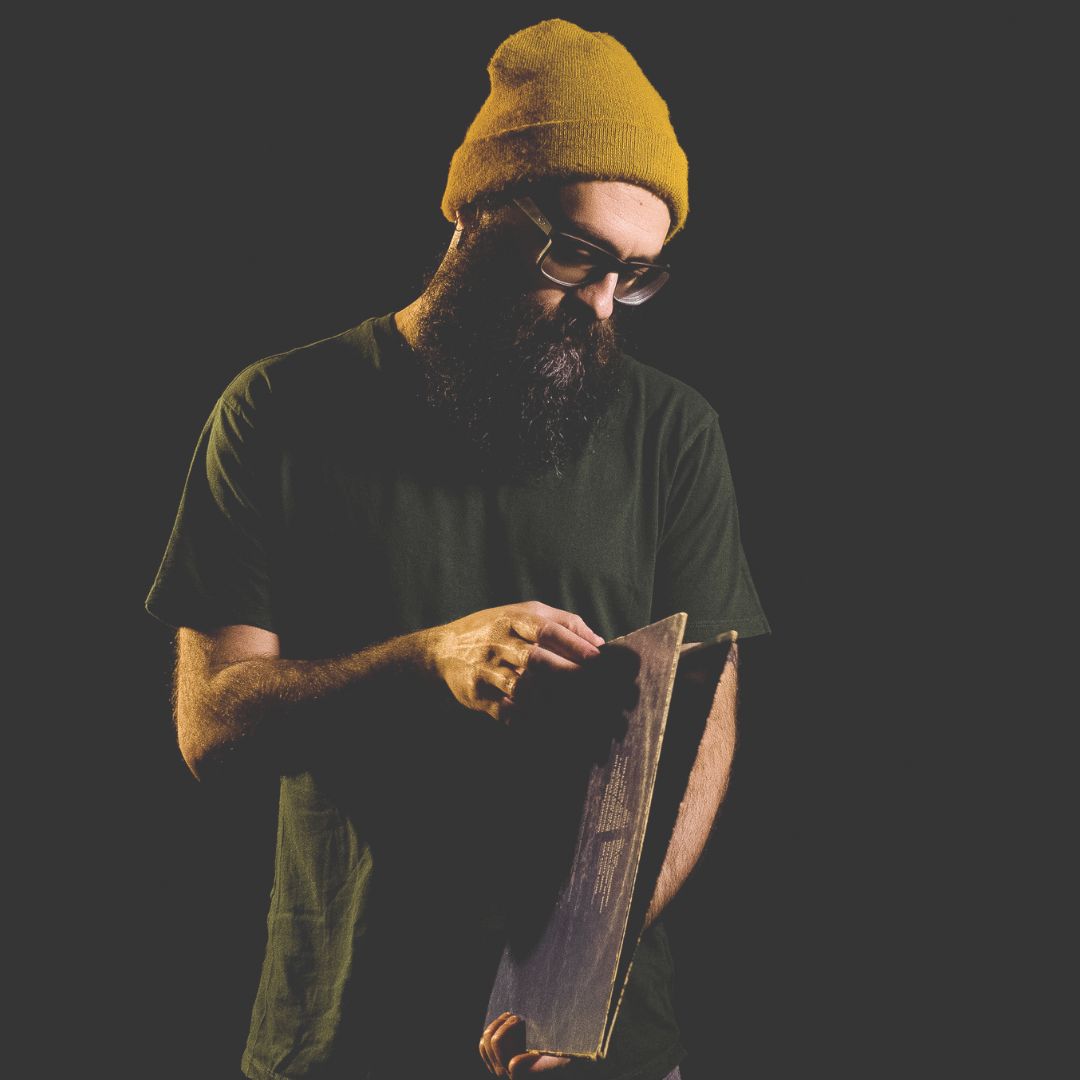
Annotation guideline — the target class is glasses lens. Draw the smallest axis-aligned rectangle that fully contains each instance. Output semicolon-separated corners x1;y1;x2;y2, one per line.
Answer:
541;238;670;305
613;267;669;305
541;238;597;286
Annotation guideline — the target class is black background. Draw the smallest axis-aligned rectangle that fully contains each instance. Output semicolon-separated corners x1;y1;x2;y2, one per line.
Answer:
54;5;1040;1077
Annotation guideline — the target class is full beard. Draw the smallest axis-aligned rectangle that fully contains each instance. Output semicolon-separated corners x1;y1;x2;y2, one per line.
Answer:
407;221;627;481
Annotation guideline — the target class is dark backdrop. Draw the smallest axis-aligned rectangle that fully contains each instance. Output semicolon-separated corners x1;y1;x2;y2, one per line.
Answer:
62;6;1015;1077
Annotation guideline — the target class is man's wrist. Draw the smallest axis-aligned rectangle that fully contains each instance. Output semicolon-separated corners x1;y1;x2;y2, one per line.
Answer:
411;624;446;684
344;625;445;688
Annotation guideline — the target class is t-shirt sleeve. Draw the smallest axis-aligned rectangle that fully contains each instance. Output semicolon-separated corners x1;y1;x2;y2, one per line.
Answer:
145;385;279;634
651;410;770;641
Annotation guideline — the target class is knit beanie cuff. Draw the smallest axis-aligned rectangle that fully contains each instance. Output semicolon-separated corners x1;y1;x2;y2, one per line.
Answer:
443;118;688;242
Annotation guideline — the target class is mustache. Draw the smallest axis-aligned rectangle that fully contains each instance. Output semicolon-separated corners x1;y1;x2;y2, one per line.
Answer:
420;292;616;387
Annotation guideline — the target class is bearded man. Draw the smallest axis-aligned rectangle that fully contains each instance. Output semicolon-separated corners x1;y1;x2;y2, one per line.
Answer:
146;18;769;1080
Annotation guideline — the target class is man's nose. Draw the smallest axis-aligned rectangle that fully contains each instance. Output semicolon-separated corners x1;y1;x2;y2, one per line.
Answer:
571;272;620;321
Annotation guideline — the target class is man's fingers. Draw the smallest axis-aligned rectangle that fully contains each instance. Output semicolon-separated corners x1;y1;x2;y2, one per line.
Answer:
479;1032;496;1074
480;1009;570;1076
524;645;581;675
535;621;601;664
508;1052;542;1078
509;613;544;644
493;640;533;671
480;1012;512;1074
538;605;605;649
502;646;593;720
479;663;521;699
509;1052;571;1076
491;1014;525;1074
537;621;602;663
511;606;604;653
463;603;609;725
483;1011;512;1039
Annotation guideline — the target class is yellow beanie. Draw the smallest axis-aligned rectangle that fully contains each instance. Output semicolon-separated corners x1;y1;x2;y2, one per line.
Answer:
441;18;689;243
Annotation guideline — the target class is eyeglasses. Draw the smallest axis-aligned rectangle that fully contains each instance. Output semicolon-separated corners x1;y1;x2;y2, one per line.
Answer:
512;195;672;306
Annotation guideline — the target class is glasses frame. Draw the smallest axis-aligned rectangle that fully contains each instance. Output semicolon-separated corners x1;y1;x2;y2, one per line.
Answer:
511;195;671;306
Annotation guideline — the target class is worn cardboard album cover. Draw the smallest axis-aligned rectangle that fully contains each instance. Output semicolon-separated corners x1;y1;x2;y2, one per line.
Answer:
485;612;736;1060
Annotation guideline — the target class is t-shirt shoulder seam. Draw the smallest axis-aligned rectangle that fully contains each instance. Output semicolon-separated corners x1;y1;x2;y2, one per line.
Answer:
622;354;717;414
220;320;378;404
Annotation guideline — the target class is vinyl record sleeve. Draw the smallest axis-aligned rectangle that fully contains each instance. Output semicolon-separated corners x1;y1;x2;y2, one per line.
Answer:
485;613;737;1060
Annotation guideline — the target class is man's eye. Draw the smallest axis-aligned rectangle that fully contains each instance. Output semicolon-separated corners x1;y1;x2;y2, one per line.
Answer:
554;240;596;262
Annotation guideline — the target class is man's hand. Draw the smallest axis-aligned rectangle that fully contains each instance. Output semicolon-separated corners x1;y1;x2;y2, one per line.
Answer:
479;1013;571;1077
427;601;604;724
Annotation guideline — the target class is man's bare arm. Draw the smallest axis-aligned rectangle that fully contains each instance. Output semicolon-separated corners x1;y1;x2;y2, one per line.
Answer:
174;623;447;780
642;641;739;929
172;601;605;781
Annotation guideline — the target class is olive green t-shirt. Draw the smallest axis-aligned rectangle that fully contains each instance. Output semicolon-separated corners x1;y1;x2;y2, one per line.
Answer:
146;312;770;1080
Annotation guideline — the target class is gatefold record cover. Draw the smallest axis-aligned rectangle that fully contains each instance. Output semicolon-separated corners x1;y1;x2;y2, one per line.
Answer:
485;612;737;1061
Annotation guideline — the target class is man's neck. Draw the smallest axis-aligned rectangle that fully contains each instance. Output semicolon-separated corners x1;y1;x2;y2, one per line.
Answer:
393;298;424;351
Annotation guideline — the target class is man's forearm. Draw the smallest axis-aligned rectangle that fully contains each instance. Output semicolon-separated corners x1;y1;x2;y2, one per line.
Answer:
176;626;443;778
643;643;738;928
